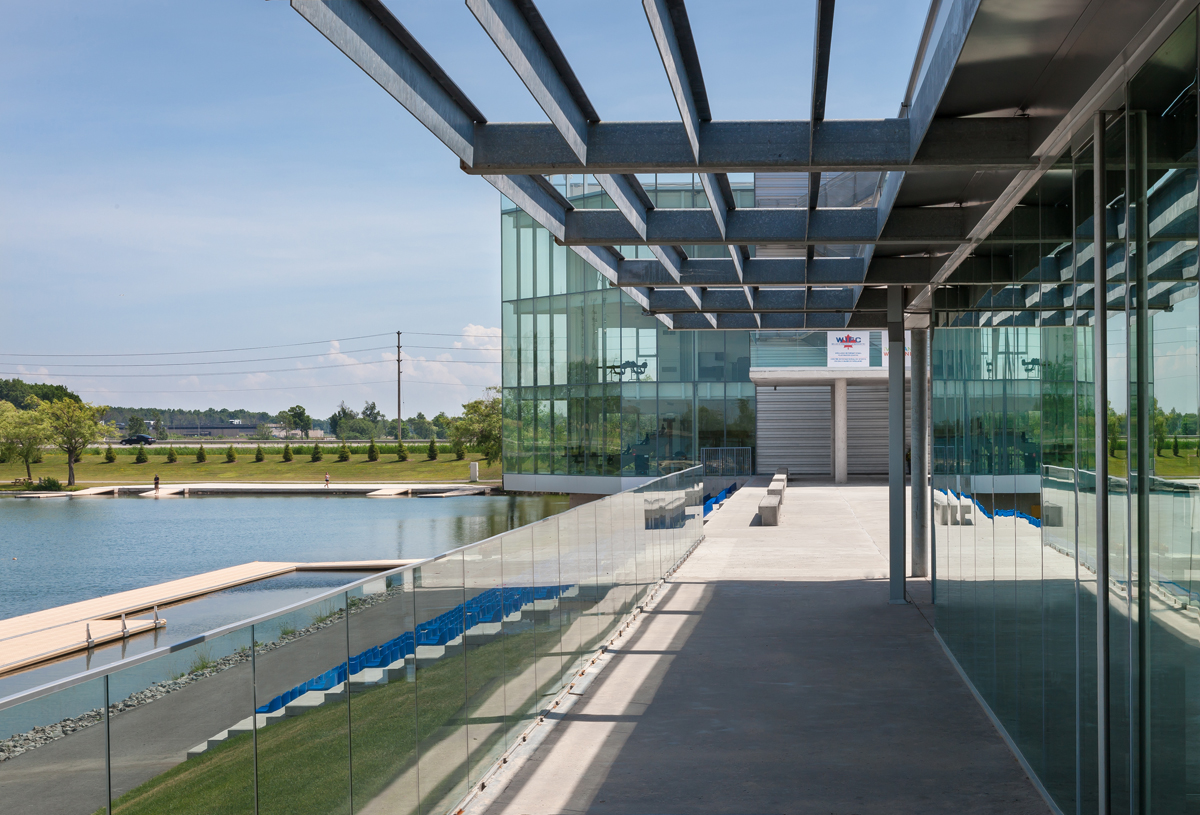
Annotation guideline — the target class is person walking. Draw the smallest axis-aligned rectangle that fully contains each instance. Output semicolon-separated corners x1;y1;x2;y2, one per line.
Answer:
154;474;160;494
324;472;330;489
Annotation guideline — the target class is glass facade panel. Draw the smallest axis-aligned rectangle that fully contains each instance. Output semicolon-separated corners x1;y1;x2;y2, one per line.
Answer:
501;179;756;481
933;13;1200;812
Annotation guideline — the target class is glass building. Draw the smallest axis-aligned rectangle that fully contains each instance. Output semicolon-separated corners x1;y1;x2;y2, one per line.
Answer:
501;176;757;493
931;13;1200;811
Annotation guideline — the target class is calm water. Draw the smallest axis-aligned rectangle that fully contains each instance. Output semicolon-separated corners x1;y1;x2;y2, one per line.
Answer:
0;494;566;699
0;494;566;621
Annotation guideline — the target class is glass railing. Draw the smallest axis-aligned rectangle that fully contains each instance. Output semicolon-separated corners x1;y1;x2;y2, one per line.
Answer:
0;466;703;815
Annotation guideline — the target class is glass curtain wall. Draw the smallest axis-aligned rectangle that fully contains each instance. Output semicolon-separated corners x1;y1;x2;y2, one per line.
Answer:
502;176;756;479
932;12;1200;813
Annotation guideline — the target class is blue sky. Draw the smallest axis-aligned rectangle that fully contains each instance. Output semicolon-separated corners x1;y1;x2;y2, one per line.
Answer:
0;0;929;420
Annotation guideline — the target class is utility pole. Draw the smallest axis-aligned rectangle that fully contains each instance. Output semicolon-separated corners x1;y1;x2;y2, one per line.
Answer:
403;328;408;439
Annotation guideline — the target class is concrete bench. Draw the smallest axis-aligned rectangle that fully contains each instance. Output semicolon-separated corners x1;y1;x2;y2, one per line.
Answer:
775;467;789;478
767;475;786;499
759;494;781;526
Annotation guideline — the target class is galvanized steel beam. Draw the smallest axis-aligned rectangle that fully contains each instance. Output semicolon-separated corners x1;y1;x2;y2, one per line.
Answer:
462;118;1032;174
291;0;484;165
467;0;597;162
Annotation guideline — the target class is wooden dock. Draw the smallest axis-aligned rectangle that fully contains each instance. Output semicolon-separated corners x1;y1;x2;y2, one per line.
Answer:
0;559;417;676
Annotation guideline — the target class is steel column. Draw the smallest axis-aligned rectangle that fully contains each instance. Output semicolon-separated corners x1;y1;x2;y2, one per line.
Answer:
832;379;848;484
1093;110;1111;815
888;286;907;604
910;327;928;577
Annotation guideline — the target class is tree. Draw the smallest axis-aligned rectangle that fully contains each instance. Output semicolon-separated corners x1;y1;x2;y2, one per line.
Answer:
279;412;296;438
406;412;434;440
397;441;409;462
152;412;168;440
196;445;207;463
283;443;294;462
328;401;358;436
453;437;465;460
166;446;178;463
427;438;438;460
1173;434;1181;457
311;443;323;462
126;415;147;437
451;389;502;465
432;412;453;440
362;401;383;422
287;405;312;439
0;378;80;409
253;423;273;440
367;438;379;461
226;445;237;463
337;441;351;462
0;401;48;482
105;444;116;463
32;398;113;486
255;444;265;462
135;444;149;464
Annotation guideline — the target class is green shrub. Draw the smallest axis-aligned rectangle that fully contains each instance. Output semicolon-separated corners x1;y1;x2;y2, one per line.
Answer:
135;444;149;464
452;438;465;460
367;438;379;462
283;443;293;462
1173;434;1181;457
36;476;63;492
33;449;43;464
104;445;116;463
397;442;409;462
311;443;323;462
226;445;237;463
427;438;438;460
337;441;351;462
166;446;178;463
196;445;207;463
255;444;265;462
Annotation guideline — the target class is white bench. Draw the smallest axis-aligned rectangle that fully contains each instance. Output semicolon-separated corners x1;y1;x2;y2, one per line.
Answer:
759;494;782;525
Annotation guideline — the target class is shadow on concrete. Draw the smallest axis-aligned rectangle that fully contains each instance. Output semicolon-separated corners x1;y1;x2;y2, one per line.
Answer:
491;577;1049;815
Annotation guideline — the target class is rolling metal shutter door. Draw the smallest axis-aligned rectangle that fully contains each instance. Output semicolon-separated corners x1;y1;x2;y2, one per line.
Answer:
847;383;910;475
755;386;831;475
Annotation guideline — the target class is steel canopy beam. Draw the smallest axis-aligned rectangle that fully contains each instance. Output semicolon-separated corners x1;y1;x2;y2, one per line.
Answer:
670;312;888;330
648;287;888;313
467;0;597;162
461;118;1032;174
292;0;484;165
561;205;1071;246
615;256;954;287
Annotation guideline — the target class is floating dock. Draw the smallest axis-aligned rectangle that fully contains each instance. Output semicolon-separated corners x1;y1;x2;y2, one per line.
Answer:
7;482;491;499
0;559;416;676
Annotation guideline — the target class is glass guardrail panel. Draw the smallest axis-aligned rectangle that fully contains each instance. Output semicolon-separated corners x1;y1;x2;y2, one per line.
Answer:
345;571;417;815
462;536;507;785
530;515;563;706
0;676;107;815
499;527;538;749
630;490;651;607
555;508;585;686
593;498;621;645
253;592;351;815
106;624;256;815
573;503;602;659
412;553;468;815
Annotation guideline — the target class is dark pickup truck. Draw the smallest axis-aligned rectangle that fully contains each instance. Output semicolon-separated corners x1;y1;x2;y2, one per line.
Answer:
120;434;156;446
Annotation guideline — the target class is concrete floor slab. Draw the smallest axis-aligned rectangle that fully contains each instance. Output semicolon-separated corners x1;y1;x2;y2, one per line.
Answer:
481;478;1050;815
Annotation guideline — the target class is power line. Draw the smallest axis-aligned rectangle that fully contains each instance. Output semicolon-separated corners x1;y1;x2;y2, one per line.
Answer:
0;331;501;359
70;378;498;394
0;343;499;369
2;356;499;379
0;333;395;358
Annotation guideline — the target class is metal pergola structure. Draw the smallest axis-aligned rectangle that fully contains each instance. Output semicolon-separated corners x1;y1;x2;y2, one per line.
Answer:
285;0;1038;334
284;0;1195;607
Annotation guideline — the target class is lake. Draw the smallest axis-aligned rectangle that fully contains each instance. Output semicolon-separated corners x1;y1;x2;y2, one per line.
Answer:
0;494;567;697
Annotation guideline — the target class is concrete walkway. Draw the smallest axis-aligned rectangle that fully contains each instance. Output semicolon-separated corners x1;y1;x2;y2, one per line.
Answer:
480;477;1050;815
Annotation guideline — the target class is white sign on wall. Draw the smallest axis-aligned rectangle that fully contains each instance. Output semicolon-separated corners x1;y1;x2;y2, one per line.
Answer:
827;331;870;368
881;330;912;368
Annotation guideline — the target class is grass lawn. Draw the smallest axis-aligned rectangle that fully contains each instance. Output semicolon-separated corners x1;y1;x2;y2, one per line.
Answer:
0;451;501;487
1106;451;1200;479
105;628;544;815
